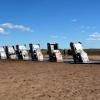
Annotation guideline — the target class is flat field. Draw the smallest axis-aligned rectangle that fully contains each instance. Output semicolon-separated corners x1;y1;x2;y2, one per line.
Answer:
0;57;100;100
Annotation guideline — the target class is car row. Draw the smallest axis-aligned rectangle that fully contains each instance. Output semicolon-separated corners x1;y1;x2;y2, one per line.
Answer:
0;44;43;61
0;42;93;63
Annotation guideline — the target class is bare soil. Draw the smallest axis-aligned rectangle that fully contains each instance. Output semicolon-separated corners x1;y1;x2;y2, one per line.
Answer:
89;55;100;61
0;60;100;100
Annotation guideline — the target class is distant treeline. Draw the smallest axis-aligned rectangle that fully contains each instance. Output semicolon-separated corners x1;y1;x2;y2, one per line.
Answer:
41;49;100;55
84;49;100;55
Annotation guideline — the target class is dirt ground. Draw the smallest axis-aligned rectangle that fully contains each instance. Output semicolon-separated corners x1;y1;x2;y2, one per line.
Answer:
0;60;100;100
89;55;100;61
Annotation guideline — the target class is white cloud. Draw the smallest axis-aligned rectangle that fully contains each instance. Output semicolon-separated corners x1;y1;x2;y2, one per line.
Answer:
14;25;33;32
87;32;100;41
0;23;34;32
1;23;13;29
0;27;8;34
72;19;77;22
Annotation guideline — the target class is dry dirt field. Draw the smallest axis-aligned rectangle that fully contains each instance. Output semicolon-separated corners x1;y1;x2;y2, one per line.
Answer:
0;59;100;100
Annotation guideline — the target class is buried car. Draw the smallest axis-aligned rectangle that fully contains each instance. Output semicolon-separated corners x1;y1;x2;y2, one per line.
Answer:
47;43;63;62
68;42;89;63
5;46;18;60
29;44;43;61
0;46;7;59
16;45;30;60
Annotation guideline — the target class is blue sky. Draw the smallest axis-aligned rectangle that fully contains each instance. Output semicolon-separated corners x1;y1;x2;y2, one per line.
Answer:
0;0;100;48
